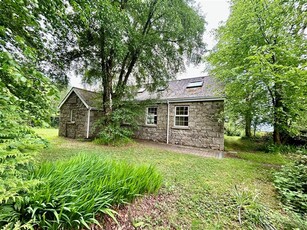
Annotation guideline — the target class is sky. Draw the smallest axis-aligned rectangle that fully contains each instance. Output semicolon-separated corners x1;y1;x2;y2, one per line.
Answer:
70;0;230;87
178;0;230;79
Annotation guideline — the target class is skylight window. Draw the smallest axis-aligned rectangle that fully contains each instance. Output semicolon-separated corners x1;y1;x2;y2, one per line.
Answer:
137;88;146;93
187;81;203;88
157;86;165;91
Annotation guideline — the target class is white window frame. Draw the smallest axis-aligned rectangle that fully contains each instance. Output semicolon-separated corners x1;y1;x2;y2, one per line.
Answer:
174;106;189;127
70;109;76;122
146;107;158;126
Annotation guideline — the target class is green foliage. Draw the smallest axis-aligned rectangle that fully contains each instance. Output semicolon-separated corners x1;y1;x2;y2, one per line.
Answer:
230;187;276;229
0;52;58;126
274;156;307;215
207;0;307;143
0;154;162;229
0;73;48;207
266;144;307;155
94;100;148;146
224;135;269;152
0;136;46;205
36;128;307;228
48;0;205;113
224;121;242;136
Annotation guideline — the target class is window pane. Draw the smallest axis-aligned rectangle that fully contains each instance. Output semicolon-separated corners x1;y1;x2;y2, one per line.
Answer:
176;106;188;115
147;115;155;124
175;116;188;126
146;107;157;125
148;107;157;115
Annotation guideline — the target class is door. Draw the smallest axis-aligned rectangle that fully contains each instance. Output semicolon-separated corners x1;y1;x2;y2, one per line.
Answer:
66;123;76;138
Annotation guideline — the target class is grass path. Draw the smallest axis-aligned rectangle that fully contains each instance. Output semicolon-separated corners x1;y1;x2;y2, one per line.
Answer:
36;129;287;229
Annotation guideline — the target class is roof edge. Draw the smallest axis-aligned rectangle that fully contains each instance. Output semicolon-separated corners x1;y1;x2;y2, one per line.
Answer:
58;87;90;109
135;96;225;103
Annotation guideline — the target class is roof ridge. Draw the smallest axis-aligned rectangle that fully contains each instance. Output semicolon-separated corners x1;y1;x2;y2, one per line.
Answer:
72;87;100;94
169;76;210;82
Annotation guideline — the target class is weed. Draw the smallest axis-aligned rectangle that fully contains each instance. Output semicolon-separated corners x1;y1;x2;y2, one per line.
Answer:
274;155;307;215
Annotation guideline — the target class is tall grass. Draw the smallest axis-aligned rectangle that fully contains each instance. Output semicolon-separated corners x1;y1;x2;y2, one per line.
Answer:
0;154;162;229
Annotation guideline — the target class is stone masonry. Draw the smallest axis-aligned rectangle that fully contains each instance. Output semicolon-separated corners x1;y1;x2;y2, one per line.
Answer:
59;92;88;138
134;101;224;150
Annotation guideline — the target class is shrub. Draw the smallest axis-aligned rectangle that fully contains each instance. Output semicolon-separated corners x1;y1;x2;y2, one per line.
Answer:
0;154;163;229
274;155;307;215
265;144;307;155
94;124;134;146
94;99;147;146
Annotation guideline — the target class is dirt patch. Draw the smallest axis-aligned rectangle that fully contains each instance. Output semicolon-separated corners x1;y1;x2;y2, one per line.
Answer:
97;192;177;230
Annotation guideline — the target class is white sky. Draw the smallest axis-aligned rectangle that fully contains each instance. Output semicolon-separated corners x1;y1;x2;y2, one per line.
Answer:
70;0;230;87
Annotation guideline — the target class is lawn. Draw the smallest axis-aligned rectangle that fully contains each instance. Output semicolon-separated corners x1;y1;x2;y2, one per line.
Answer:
35;129;290;229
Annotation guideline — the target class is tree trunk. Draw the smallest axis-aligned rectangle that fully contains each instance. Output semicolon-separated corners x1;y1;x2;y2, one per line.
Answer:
102;74;112;116
245;112;252;138
253;122;257;137
273;83;282;145
273;126;282;144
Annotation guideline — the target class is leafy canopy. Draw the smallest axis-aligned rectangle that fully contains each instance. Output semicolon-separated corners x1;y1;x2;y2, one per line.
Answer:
207;0;307;142
50;0;205;111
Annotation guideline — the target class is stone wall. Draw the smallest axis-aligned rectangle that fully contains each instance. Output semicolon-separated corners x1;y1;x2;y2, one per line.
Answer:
59;92;88;138
59;92;224;150
134;104;168;142
88;110;104;138
135;101;224;150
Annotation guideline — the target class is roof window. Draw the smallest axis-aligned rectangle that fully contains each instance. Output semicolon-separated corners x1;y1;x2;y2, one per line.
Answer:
137;88;146;93
157;86;166;92
187;81;203;88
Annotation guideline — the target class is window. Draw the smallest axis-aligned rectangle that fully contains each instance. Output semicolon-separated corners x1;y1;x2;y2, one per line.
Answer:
175;106;189;127
70;109;75;122
187;81;203;88
138;88;145;93
146;107;157;125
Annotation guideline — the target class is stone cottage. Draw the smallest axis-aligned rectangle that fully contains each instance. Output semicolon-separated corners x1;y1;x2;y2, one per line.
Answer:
58;76;225;150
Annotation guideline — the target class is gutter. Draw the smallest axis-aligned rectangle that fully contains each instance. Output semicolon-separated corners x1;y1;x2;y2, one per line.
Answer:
135;96;225;104
86;108;92;139
167;97;225;103
166;100;170;144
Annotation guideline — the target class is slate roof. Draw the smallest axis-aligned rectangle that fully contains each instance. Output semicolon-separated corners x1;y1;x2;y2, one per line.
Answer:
73;87;102;109
58;87;102;110
135;76;224;101
59;76;224;109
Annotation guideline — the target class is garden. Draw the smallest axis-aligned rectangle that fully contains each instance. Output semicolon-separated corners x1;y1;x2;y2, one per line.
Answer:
1;128;305;229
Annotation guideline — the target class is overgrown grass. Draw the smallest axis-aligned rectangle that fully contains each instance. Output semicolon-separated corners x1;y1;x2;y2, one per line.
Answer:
31;129;305;229
1;154;162;229
224;135;267;152
236;152;289;165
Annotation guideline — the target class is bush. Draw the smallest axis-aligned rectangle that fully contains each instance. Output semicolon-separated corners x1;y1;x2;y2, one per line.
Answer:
0;154;163;229
266;144;307;154
274;155;307;215
225;126;241;136
94;99;148;146
95;124;134;146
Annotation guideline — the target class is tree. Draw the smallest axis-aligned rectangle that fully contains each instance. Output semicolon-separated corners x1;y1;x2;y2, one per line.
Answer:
49;0;205;117
207;0;307;144
0;0;62;125
0;1;59;219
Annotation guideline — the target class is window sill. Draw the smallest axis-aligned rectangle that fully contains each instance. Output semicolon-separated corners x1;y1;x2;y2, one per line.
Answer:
143;124;157;128
171;126;190;130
